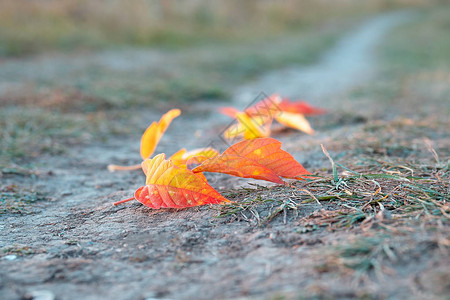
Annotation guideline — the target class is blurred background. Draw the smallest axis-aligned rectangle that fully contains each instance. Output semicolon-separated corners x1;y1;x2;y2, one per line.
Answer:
0;0;430;57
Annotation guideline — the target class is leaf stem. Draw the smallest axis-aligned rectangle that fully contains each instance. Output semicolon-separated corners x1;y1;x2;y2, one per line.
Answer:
107;164;141;172
113;197;135;206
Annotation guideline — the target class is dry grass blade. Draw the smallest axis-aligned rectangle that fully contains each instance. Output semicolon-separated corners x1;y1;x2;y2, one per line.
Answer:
216;160;449;228
321;144;339;183
424;138;440;165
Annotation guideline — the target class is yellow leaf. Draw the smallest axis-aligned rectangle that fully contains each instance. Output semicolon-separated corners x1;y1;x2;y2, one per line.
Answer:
224;112;271;140
140;109;181;159
275;111;314;135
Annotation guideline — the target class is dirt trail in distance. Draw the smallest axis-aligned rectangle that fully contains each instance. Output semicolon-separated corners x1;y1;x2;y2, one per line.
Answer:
234;10;414;106
3;10;444;300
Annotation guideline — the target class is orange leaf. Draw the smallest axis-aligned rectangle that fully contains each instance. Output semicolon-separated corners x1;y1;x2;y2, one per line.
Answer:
186;155;210;170
275;111;315;135
130;154;230;209
219;107;240;118
278;98;326;115
140;109;181;159
192;137;311;183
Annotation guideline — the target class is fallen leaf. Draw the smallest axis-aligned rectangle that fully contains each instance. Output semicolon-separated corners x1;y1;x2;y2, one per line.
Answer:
115;154;230;209
220;94;281;120
140;109;181;159
219;107;240;118
169;147;219;167
275;111;315;135
186;154;218;169
169;147;219;182
223;111;272;140
193;137;311;183
278;98;326;115
107;109;180;172
219;94;324;138
245;94;282;118
168;148;187;164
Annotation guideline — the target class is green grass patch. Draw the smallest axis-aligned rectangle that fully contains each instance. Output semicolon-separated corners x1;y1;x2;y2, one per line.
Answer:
0;106;135;166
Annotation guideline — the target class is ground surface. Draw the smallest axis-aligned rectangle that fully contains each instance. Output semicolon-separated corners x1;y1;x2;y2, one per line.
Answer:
1;8;449;300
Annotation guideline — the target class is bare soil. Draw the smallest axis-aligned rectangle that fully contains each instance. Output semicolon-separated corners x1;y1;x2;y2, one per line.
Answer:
1;11;449;300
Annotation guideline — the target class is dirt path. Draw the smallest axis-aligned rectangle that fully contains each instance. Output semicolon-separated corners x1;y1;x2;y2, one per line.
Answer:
234;10;414;106
2;11;448;300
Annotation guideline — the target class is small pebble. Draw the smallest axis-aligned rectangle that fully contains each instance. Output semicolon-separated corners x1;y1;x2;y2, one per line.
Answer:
4;255;17;261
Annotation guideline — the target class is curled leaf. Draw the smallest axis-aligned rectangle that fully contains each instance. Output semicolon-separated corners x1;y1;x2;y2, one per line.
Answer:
140;109;181;159
107;109;181;172
275;111;315;135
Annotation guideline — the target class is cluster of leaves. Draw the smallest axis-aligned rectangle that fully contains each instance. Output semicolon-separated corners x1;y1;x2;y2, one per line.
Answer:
220;94;325;139
109;106;315;209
